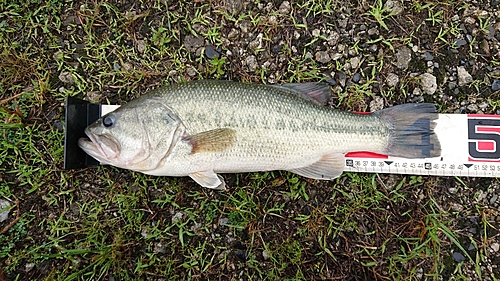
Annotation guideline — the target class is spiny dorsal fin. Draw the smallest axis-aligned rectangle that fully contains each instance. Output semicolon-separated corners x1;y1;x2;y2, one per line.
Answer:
184;128;236;154
272;82;331;105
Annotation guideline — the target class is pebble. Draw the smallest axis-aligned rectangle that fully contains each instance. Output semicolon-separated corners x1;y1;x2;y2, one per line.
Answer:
455;39;468;47
58;71;74;84
0;199;11;222
183;35;204;53
352;72;361;83
424;52;434;61
350;57;360;69
172;212;184;224
205;45;220;59
262;250;270;260
315;51;331;63
491;242;500;252
491;79;500;91
453;252;466;262
457;66;473;86
396;46;411;69
136;39;146;53
386;73;399;87
384;0;403;15
246;55;258;72
248;33;263;51
419;73;437;95
337;72;347;87
225;0;243;14
369;96;384;112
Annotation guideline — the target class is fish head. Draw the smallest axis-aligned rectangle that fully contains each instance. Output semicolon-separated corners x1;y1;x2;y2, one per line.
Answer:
78;98;184;171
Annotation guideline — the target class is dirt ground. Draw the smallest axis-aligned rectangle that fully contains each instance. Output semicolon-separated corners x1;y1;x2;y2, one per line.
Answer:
1;0;500;280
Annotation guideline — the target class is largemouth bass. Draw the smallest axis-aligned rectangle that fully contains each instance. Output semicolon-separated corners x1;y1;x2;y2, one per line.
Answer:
78;80;441;189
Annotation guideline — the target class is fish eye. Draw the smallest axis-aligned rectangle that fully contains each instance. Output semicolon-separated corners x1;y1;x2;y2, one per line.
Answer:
103;115;115;128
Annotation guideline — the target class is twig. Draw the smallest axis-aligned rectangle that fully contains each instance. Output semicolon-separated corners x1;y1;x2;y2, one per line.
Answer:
0;198;21;234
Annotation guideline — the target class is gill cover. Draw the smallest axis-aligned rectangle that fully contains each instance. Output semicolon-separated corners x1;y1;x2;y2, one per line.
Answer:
84;98;185;171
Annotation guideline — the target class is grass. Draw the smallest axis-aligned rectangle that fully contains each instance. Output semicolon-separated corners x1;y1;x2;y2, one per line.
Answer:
1;0;500;280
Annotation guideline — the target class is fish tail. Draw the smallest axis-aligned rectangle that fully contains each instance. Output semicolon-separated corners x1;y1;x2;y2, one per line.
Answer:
374;103;441;158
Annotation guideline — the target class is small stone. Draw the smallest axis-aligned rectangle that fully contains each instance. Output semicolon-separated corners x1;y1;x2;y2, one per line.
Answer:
0;199;11;222
58;71;74;84
424;52;434;61
205;45;220;59
396;46;411;69
172;212;184;224
490;195;498;204
468;227;477;234
136;39;146;53
187;66;196;77
330;53;342;60
248;33;263;51
448;82;457;90
25;263;35;272
262;250;270;260
246;55;258;72
337;72;347;87
457;66;473;86
367;27;379;36
419;73;437;95
467;104;478;112
315;51;331;63
278;1;291;14
338;19;348;29
453;252;466;262
384;0;403;15
455;39;467;47
477;190;488;202
184;35;204;53
227;28;240;40
491;79;500;91
451;203;464;212
352;73;361;83
369;96;384;112
312;29;321;37
219;217;229;226
154;242;167;254
386;73;399;87
448;187;458;194
350;57;360;69
491;242;500;252
225;0;243;14
113;62;121;71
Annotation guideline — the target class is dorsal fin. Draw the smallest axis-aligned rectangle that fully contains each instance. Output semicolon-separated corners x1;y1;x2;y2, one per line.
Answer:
272;82;331;105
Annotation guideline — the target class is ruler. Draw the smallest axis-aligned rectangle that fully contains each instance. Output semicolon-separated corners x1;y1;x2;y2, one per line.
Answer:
345;114;500;177
101;105;500;177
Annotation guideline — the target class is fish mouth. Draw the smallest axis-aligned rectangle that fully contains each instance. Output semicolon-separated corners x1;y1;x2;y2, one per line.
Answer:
78;129;119;163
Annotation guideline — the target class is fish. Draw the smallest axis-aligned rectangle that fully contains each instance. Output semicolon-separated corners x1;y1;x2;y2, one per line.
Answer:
78;80;441;189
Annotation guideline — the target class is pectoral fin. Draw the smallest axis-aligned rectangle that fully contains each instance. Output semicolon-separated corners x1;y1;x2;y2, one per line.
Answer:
288;153;345;180
189;170;227;190
184;128;236;154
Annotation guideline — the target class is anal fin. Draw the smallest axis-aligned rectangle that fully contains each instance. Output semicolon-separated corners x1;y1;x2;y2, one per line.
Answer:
288;153;345;180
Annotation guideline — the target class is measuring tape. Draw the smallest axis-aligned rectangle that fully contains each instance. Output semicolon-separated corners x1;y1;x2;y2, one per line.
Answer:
345;114;500;177
102;106;500;177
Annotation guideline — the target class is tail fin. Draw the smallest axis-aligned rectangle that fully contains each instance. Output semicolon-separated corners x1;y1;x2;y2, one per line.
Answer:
374;103;441;158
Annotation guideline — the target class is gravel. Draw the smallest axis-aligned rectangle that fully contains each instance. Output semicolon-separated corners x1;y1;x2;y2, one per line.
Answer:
0;199;11;223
